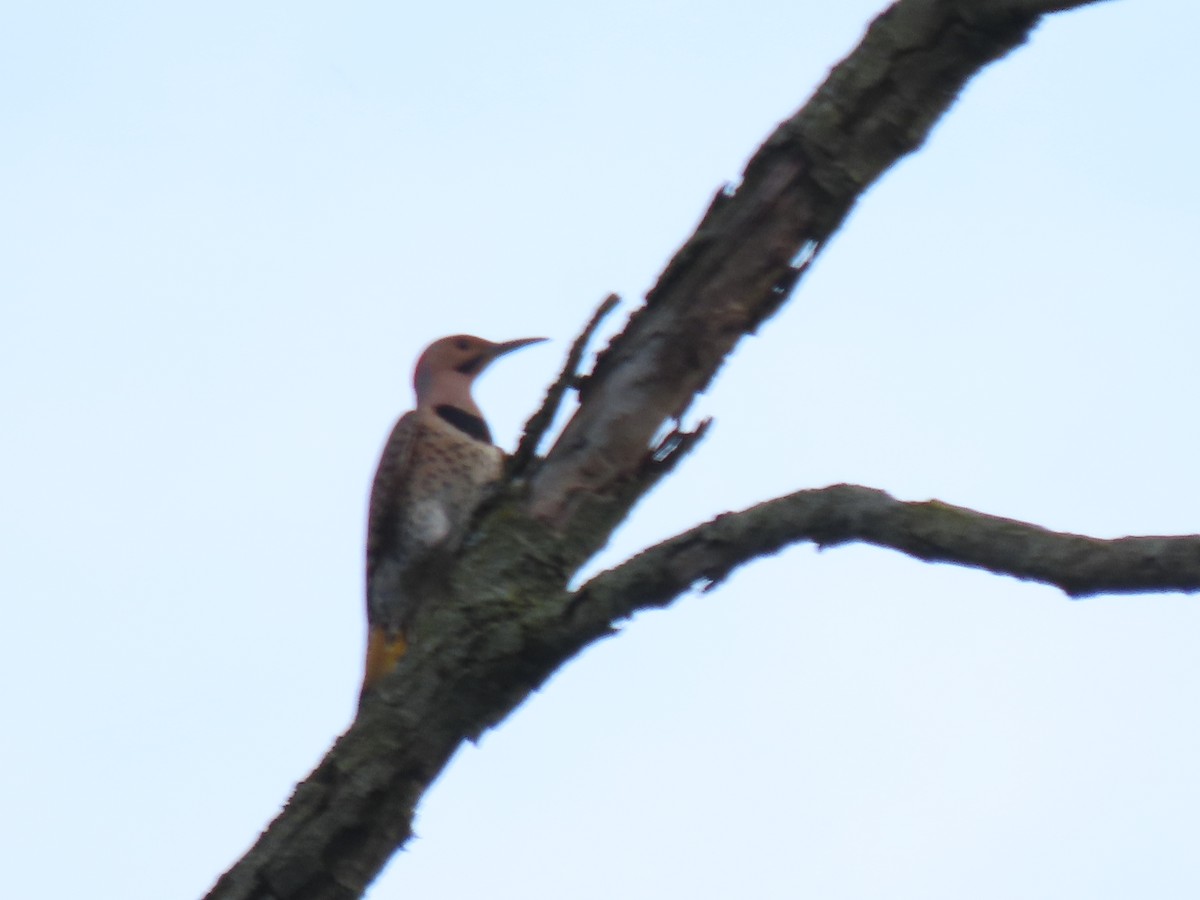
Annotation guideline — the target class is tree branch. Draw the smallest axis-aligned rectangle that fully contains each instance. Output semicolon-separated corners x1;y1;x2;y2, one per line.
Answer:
202;1;1119;897
528;0;1110;526
570;485;1200;636
509;293;620;478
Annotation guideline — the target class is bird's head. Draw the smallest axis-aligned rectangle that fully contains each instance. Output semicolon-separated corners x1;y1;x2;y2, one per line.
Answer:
412;334;546;412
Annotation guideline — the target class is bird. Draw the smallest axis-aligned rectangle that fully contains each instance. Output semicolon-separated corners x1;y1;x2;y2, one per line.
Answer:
361;334;546;701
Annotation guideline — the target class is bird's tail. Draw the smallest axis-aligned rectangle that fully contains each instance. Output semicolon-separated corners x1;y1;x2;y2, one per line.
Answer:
360;626;409;703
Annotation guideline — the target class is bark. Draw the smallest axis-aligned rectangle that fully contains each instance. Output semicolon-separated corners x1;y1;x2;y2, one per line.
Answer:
202;1;1137;898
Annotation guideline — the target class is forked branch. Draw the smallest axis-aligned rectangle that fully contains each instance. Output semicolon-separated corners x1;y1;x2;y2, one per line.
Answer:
202;2;1122;898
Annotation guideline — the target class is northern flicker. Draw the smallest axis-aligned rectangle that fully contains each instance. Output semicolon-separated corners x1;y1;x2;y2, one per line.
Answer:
361;334;545;699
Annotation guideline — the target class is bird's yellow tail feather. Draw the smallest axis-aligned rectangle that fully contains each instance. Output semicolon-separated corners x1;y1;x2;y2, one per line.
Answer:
361;627;408;698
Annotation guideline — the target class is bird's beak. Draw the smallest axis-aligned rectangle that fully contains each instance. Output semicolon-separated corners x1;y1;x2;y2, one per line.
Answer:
490;337;548;359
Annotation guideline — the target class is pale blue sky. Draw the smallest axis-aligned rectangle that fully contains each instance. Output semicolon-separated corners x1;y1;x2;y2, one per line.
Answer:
3;2;1199;898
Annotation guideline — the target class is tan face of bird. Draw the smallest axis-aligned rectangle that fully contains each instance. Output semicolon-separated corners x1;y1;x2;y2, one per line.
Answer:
412;335;546;414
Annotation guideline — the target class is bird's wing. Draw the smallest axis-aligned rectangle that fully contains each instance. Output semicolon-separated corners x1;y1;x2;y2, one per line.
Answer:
365;410;421;595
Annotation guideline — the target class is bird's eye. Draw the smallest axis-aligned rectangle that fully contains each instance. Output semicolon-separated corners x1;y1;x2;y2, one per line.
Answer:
455;339;471;351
